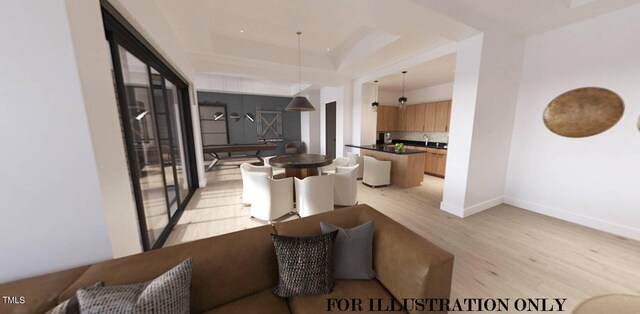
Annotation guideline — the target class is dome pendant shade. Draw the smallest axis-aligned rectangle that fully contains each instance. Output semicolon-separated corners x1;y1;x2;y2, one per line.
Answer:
286;96;315;111
286;31;316;112
398;96;407;104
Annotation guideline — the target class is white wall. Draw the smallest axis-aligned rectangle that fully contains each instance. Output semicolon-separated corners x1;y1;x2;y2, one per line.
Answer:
301;90;322;153
441;30;525;217
405;82;454;105
505;5;640;240
441;35;484;216
0;0;113;283
378;91;400;106
66;0;142;259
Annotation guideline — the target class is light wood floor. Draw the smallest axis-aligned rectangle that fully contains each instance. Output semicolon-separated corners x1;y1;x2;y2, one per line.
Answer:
165;158;640;312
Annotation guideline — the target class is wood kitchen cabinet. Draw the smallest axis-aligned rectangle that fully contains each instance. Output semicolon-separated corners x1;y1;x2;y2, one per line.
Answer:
405;105;417;131
386;106;398;130
424;148;447;178
378;100;451;133
376;106;399;132
423;103;437;131
434;101;451;131
397;107;407;131
414;104;426;131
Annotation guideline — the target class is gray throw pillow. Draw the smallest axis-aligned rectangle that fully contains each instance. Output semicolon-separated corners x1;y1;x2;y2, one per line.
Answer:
77;258;192;314
46;282;104;314
320;220;376;280
271;231;338;297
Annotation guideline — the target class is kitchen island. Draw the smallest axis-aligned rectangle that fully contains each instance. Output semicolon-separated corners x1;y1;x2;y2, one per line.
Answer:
346;144;427;188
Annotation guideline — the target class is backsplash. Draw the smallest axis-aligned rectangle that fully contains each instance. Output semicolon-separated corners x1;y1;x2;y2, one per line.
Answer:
386;132;449;143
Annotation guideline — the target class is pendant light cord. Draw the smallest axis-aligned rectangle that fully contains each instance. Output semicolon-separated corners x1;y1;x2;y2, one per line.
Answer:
297;31;302;94
402;72;405;97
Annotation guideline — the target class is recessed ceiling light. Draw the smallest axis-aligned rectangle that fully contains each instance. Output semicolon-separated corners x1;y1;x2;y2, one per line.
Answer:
240;30;244;33
326;48;331;51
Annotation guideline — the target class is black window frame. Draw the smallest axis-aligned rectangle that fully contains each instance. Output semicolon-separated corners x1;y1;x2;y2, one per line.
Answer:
101;0;199;250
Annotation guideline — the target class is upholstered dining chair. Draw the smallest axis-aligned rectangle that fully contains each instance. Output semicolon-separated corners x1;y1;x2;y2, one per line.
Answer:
320;157;349;175
294;174;334;218
284;141;303;154
332;164;359;206
362;156;391;188
347;152;364;179
262;156;286;179
247;173;294;223
240;163;273;205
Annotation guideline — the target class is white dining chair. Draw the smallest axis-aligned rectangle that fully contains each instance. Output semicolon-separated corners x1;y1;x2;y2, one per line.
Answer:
332;165;359;206
320;157;349;175
294;175;334;217
248;173;294;223
362;156;391;188
347;152;364;180
240;163;273;205
262;156;286;179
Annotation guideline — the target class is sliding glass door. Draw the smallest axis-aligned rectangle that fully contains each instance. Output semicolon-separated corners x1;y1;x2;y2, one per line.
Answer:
103;4;197;250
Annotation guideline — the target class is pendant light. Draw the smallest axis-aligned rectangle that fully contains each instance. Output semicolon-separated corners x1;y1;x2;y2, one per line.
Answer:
398;71;408;107
372;80;379;112
286;31;316;112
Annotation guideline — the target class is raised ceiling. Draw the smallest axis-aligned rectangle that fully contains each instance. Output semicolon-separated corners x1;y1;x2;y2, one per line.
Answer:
155;0;478;87
377;54;456;93
155;0;640;90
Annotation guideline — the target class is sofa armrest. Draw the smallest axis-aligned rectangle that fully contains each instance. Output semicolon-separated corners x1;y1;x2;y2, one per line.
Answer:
359;206;454;314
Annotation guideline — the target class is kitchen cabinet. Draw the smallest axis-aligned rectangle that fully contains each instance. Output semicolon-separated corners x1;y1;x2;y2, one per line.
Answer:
434;101;451;132
414;104;426;132
378;100;451;133
376;106;385;132
386;106;398;131
376;106;399;132
397;107;407;131
424;103;437;131
424;148;447;178
405;105;417;131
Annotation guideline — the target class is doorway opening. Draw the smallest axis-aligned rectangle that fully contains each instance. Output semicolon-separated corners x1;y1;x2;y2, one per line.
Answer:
325;101;337;159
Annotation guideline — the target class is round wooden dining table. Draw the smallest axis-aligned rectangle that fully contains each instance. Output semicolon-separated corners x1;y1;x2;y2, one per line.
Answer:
268;154;333;179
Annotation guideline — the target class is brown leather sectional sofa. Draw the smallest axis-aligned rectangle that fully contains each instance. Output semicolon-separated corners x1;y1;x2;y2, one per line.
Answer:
0;204;454;314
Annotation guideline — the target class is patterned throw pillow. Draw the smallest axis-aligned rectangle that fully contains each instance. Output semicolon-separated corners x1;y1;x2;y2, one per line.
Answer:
46;282;104;314
77;258;192;314
271;231;338;297
320;220;376;280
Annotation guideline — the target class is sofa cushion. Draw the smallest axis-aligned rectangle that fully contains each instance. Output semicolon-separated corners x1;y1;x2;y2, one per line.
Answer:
202;289;289;314
271;231;338;297
77;258;192;313
59;225;279;313
273;206;363;237
288;279;406;314
0;265;90;314
320;220;375;280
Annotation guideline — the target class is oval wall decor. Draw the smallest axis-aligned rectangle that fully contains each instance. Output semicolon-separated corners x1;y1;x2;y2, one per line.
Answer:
543;87;624;138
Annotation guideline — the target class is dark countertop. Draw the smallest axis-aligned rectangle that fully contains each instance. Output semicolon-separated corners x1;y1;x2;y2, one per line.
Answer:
375;139;448;150
345;144;427;155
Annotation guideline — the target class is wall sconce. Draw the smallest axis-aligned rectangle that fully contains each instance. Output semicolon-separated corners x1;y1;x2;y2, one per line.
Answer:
135;110;149;121
213;112;225;121
244;113;255;122
228;112;241;121
372;80;379;112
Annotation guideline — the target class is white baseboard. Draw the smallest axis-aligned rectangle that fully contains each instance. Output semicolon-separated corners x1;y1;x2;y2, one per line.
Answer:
503;196;640;241
199;178;208;188
440;196;503;218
